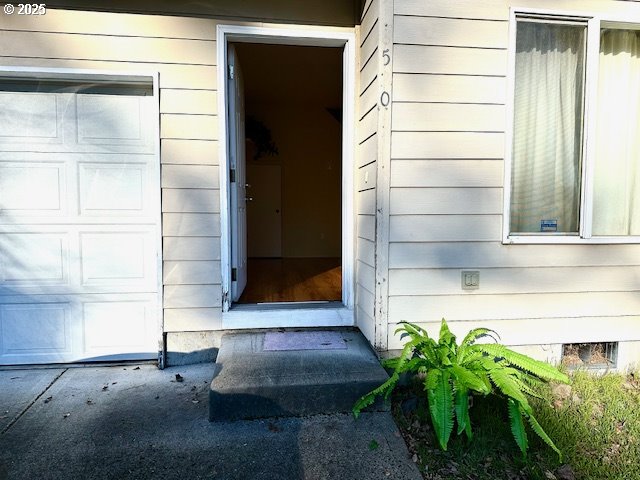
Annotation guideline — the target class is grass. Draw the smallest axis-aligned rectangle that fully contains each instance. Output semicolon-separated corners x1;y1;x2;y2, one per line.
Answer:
392;370;640;480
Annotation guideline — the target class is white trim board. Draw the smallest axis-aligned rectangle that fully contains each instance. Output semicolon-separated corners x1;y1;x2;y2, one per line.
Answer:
216;24;356;328
222;307;354;330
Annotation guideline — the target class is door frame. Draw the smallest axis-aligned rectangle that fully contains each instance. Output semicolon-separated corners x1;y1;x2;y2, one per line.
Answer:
217;24;356;320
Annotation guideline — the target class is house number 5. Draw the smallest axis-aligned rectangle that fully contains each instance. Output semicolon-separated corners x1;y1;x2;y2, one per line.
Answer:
382;49;391;66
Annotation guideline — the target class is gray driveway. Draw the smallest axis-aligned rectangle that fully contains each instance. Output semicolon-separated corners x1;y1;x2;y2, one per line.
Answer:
0;364;421;480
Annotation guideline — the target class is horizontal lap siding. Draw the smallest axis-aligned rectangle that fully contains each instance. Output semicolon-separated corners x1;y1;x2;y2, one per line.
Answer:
1;9;223;331
356;0;380;341
156;53;221;327
388;0;640;349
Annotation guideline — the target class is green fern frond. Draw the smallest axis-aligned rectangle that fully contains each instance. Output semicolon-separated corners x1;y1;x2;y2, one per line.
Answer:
450;365;490;394
426;369;455;450
416;340;439;365
520;373;544;388
394;323;439;364
453;382;472;439
437;344;454;366
458;327;499;362
424;368;441;391
460;350;484;366
353;332;422;418
395;322;423;342
456;328;497;363
524;409;563;461
511;375;545;400
395;321;430;339
477;355;505;372
488;369;530;410
393;335;430;371
461;327;500;348
398;357;432;374
382;357;400;370
438;318;457;348
352;371;399;418
507;399;528;457
473;344;569;383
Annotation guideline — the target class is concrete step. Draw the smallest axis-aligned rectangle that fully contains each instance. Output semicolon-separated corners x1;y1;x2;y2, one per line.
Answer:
209;329;389;421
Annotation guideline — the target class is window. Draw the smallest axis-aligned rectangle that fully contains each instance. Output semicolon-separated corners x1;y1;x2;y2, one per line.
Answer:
506;13;640;242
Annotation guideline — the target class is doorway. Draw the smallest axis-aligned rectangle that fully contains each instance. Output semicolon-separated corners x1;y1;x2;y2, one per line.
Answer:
231;42;343;305
218;26;356;324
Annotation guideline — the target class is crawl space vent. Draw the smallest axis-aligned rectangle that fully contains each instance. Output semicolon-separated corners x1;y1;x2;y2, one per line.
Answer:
562;342;618;369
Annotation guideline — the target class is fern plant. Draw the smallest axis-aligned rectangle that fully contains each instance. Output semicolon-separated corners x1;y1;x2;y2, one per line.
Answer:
353;319;570;459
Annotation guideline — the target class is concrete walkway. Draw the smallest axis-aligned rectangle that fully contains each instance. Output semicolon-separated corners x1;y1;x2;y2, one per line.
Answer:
0;364;422;480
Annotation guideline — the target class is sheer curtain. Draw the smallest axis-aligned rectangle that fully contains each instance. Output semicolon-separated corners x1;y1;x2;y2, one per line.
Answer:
510;22;585;233
592;29;640;236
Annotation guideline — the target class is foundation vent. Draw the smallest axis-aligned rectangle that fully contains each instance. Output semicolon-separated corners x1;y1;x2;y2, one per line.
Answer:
562;342;618;369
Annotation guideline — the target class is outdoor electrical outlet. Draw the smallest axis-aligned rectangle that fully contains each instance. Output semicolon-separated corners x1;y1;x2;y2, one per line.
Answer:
461;271;480;290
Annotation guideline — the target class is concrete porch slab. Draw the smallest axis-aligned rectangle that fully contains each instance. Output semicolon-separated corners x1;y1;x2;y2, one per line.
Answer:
209;329;389;421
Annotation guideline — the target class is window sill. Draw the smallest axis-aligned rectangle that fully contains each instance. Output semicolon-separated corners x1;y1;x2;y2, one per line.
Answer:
503;235;640;245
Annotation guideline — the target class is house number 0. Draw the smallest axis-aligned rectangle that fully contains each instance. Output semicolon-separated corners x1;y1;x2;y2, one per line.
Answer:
380;91;390;107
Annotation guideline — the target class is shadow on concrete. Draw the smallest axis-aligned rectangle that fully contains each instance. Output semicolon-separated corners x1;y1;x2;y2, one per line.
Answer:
0;365;306;480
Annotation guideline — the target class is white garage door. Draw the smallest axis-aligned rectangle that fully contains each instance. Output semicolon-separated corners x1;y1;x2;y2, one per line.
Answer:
0;74;160;365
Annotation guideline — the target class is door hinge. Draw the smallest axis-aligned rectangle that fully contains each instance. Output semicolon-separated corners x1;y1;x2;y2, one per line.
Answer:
230;168;236;183
228;64;235;80
231;268;237;281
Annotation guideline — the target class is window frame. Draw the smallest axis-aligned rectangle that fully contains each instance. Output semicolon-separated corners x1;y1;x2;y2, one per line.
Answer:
503;8;640;244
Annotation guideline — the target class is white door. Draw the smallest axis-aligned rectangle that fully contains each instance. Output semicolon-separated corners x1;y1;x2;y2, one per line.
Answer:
0;77;160;365
228;45;248;301
247;164;282;257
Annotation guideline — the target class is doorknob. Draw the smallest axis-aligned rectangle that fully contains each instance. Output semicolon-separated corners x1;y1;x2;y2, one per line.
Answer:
245;196;253;202
245;183;251;188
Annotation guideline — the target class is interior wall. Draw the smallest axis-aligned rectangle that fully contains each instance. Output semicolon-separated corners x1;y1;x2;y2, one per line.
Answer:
236;43;343;258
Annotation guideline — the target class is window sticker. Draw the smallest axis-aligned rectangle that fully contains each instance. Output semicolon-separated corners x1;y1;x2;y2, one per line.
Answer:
540;219;558;232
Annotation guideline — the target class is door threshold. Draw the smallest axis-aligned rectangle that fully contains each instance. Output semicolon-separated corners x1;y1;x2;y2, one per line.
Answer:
230;301;343;311
222;304;354;330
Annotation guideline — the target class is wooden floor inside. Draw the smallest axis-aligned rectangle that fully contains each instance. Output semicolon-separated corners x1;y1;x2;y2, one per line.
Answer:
237;257;342;304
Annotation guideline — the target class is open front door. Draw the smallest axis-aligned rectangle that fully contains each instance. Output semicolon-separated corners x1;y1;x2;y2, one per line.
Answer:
228;44;248;301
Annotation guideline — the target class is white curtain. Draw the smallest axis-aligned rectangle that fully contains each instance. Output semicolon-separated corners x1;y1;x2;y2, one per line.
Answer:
592;29;640;236
510;22;585;233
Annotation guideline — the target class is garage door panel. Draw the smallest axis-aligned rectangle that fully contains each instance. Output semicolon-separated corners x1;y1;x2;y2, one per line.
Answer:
0;162;66;215
0;92;64;144
1;303;72;357
80;231;156;288
79;162;148;215
82;300;156;356
76;94;155;152
0;91;155;155
0;232;69;285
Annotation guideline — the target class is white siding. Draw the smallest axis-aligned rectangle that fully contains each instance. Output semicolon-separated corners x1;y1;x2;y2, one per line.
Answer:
387;0;640;356
0;9;224;332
